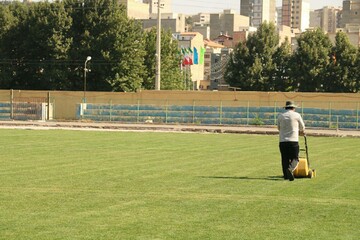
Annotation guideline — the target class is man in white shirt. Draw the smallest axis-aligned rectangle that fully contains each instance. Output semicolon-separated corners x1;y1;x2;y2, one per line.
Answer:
277;101;305;181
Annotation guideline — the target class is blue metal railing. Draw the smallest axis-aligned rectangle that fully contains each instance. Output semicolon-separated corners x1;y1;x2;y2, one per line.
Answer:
77;100;360;130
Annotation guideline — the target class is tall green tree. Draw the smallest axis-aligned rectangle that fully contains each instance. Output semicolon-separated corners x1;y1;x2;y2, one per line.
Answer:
143;28;183;90
62;0;88;91
64;0;146;92
0;3;15;41
27;1;72;90
0;2;28;89
224;41;250;90
225;22;279;91
247;22;279;91
325;31;358;92
0;3;16;88
291;28;333;92
353;49;360;92
272;37;292;91
143;28;157;90
0;1;72;90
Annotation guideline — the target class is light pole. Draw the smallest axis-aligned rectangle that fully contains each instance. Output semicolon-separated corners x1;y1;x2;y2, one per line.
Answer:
83;56;91;103
155;0;161;90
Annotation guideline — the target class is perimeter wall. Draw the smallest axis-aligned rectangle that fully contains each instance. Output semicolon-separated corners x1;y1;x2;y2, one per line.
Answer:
0;89;359;120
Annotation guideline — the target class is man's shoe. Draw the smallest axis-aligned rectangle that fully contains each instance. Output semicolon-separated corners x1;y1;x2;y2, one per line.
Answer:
286;168;294;181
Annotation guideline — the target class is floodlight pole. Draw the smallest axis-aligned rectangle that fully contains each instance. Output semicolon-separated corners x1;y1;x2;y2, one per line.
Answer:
155;0;161;90
83;56;91;103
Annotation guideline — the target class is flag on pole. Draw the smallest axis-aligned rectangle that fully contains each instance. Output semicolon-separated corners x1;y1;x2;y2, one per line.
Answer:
199;47;205;64
181;47;194;66
193;47;198;65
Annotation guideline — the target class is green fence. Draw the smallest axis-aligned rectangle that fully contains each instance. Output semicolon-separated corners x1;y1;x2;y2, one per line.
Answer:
0;96;52;121
77;100;360;130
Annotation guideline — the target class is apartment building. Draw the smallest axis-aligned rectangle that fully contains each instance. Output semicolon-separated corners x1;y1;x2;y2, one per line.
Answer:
310;7;341;33
340;0;360;28
281;0;310;32
192;25;210;39
240;0;277;27
143;0;172;14
209;9;249;40
184;13;211;38
276;6;283;26
142;13;186;32
192;13;211;25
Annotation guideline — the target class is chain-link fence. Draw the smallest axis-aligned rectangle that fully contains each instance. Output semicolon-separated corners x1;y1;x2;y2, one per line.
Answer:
0;92;53;121
77;100;360;130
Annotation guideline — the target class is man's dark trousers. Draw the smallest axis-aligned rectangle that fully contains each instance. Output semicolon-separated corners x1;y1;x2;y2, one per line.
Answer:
279;142;299;179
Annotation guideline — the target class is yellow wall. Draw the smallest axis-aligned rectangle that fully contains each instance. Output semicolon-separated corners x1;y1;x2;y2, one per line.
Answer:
0;90;359;120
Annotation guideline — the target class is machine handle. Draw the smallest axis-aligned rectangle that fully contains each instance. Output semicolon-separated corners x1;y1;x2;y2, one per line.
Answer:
304;135;310;167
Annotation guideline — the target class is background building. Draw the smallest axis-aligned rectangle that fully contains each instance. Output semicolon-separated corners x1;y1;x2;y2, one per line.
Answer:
281;0;310;32
340;0;360;28
118;0;149;19
240;0;277;27
328;30;360;47
174;32;205;90
192;13;211;25
209;48;232;90
144;0;172;14
201;39;224;90
142;13;186;32
276;6;282;26
192;25;210;39
277;25;300;47
310;7;341;33
209;9;249;40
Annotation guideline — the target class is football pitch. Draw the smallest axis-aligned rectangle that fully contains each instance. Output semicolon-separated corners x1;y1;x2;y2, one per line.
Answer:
0;129;359;239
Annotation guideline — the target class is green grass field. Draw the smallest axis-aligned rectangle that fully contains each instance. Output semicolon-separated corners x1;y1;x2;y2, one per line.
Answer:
0;129;359;240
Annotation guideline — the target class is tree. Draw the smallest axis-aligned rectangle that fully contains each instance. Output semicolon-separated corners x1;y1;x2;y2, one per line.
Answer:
291;28;333;92
353;49;360;92
0;1;72;90
224;41;251;90
272;37;292;91
64;0;147;92
143;28;183;90
185;16;193;32
0;3;14;40
225;22;280;91
26;1;73;90
247;22;279;91
0;3;16;88
143;28;157;90
62;0;88;91
325;31;358;92
0;2;29;89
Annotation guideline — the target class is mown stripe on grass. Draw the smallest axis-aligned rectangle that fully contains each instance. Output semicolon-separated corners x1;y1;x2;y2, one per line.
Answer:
1;186;358;206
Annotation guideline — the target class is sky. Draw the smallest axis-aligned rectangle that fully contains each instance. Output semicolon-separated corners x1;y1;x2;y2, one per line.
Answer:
28;0;344;14
172;0;344;14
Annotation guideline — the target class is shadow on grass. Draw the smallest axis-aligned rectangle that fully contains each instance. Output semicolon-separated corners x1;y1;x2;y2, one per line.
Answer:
199;176;285;181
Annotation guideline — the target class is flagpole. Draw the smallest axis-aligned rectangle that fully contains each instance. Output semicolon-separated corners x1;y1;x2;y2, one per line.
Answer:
155;0;161;90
